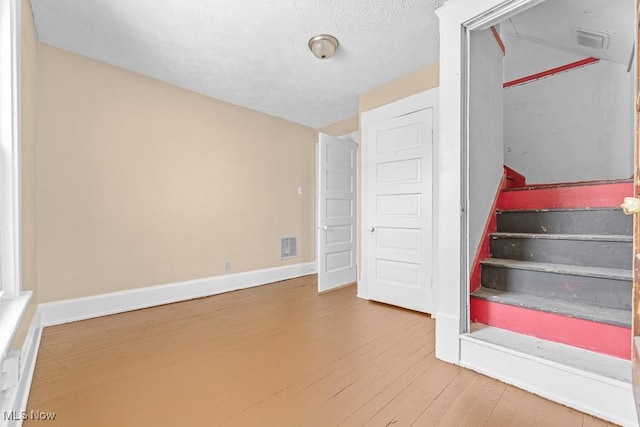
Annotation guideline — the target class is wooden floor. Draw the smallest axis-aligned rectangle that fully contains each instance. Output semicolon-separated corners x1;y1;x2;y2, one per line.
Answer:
26;276;615;426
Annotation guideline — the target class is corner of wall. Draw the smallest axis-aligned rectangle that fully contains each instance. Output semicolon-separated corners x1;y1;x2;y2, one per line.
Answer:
358;63;439;114
318;115;359;137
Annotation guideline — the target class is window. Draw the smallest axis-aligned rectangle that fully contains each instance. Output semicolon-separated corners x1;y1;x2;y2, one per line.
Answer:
0;0;31;402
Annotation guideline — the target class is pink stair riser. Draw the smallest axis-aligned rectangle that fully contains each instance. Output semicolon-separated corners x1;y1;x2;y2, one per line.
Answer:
471;297;631;360
498;182;633;210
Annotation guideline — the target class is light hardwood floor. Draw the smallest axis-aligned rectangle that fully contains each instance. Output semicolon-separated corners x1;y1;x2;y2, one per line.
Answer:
26;276;614;426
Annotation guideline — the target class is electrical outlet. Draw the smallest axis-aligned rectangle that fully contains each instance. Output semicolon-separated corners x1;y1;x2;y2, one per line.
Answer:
224;261;231;271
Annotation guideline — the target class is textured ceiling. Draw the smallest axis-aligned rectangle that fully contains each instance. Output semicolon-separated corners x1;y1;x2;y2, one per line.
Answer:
503;0;635;66
30;0;440;128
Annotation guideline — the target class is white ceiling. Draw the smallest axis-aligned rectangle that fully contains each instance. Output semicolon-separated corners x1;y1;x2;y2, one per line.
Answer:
503;0;635;66
28;0;633;128
30;0;441;129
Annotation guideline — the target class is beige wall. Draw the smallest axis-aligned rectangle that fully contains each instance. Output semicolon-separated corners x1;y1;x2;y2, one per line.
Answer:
359;63;439;113
36;45;316;303
22;8;438;305
318;115;359;137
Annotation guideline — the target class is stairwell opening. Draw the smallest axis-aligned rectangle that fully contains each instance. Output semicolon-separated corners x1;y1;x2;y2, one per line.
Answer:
465;0;636;361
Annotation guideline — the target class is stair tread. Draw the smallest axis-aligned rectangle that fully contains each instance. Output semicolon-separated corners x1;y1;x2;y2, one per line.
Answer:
467;324;632;381
480;259;632;281
490;232;632;242
471;288;631;327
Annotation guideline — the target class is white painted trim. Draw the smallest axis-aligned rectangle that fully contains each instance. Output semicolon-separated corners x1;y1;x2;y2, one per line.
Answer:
0;0;22;299
460;335;637;426
434;312;461;363
3;308;42;427
0;293;31;364
356;279;368;300
39;262;317;327
435;0;554;364
360;90;436;124
315;140;321;287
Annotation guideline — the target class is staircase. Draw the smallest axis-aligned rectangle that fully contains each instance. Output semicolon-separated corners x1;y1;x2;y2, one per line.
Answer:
470;177;633;359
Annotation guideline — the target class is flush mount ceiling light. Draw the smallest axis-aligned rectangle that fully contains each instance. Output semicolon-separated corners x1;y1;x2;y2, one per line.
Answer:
308;34;339;60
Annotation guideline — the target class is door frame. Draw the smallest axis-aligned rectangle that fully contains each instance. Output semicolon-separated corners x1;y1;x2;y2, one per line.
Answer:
436;0;637;424
359;88;439;303
315;131;359;293
435;0;548;365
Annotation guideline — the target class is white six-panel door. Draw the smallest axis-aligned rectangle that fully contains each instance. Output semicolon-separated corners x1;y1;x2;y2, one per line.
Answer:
363;95;435;313
317;133;358;292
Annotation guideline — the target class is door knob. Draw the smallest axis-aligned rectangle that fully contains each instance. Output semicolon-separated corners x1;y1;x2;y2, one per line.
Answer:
322;226;328;231
621;197;640;215
369;226;375;232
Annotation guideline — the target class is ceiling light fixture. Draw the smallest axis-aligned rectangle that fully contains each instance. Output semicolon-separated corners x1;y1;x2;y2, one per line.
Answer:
308;34;339;60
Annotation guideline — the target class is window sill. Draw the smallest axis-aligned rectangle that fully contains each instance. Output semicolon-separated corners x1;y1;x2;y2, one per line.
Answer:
0;292;32;360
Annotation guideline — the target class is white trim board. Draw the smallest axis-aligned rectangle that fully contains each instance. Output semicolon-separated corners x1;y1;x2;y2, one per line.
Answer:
40;262;316;327
460;335;636;427
3;308;42;427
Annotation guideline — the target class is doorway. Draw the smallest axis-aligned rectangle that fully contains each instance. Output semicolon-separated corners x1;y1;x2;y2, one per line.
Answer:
316;132;358;292
435;0;638;424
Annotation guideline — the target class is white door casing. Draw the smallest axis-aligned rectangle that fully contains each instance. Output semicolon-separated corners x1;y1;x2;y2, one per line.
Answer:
360;89;438;314
317;133;358;292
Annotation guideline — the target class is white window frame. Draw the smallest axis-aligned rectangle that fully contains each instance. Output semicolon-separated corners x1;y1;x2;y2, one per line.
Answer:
0;0;34;416
0;0;31;385
0;0;22;300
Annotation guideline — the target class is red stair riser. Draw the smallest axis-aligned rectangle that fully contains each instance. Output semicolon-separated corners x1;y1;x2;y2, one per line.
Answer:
503;165;526;188
498;182;633;210
470;298;631;359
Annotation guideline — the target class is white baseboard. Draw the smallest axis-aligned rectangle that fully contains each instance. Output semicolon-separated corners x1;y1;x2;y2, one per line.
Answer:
3;308;42;427
460;335;637;427
39;262;316;327
434;312;461;364
356;280;368;300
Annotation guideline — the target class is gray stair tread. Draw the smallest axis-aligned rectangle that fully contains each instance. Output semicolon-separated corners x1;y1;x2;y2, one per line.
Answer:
490;232;631;242
471;288;631;327
480;259;632;281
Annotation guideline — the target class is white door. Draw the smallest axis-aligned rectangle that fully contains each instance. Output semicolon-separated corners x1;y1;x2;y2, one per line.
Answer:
365;107;434;313
317;133;357;292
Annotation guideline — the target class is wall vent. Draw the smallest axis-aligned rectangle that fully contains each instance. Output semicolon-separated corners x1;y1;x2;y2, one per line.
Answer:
280;236;298;259
574;28;608;50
